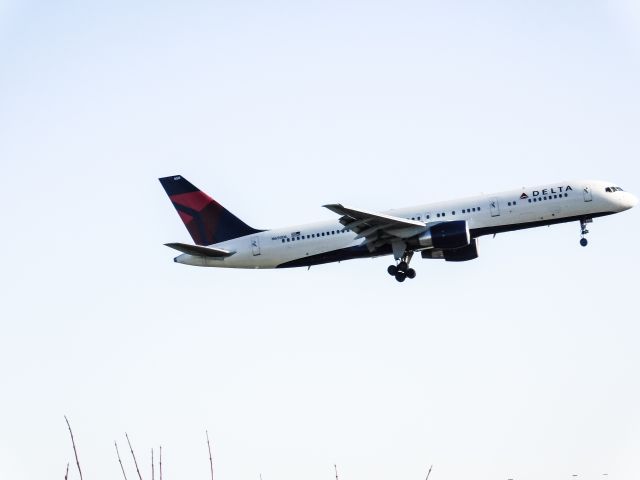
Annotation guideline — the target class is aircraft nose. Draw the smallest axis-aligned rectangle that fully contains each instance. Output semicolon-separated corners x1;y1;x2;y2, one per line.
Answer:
621;192;638;210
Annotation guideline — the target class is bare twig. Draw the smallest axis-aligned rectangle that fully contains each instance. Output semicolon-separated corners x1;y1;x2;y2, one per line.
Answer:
126;433;144;480
64;462;69;480
206;430;214;480
151;448;155;480
64;416;83;480
159;446;162;480
115;441;129;480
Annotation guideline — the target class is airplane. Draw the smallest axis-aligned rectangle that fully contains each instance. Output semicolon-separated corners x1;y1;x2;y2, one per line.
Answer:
159;175;637;282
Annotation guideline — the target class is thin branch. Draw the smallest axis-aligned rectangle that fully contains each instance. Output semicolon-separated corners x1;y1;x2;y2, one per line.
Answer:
64;462;69;480
159;446;162;480
126;433;144;480
115;441;129;480
206;430;214;480
64;416;83;480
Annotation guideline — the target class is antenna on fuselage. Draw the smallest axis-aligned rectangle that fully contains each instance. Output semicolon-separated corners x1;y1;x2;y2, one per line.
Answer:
334;464;339;480
425;464;433;480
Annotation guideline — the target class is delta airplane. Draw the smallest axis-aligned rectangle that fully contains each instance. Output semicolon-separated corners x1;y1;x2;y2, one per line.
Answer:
159;175;637;282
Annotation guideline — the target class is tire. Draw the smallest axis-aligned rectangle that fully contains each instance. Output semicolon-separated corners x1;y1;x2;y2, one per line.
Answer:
387;265;398;276
406;268;416;279
580;238;588;247
397;261;408;272
395;272;406;282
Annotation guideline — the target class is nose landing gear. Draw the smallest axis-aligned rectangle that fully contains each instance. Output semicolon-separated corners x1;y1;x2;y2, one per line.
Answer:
579;218;592;247
387;252;416;282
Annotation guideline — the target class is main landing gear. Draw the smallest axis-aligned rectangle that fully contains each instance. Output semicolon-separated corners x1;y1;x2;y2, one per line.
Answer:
579;218;592;247
387;252;416;282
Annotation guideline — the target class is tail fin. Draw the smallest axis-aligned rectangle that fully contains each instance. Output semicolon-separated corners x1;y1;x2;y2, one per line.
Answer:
159;175;262;245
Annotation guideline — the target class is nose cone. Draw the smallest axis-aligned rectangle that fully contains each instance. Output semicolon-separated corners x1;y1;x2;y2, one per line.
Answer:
621;192;638;211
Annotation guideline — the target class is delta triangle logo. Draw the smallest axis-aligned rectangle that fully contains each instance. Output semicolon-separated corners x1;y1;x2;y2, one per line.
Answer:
520;192;529;199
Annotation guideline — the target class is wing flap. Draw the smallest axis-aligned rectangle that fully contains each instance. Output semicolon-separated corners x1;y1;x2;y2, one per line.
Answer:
323;204;426;246
164;242;235;258
324;204;424;229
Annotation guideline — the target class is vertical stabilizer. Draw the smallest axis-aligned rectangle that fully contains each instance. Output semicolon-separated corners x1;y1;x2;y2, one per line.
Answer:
159;175;261;245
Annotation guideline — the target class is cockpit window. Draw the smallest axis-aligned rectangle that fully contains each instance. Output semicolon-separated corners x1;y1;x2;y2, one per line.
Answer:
606;186;624;192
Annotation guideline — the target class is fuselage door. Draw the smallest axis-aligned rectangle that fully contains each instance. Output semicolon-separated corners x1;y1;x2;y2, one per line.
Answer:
251;236;261;256
489;198;500;217
583;186;593;202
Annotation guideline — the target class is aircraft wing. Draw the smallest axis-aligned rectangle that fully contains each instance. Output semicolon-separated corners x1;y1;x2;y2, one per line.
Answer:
323;203;426;250
164;242;235;258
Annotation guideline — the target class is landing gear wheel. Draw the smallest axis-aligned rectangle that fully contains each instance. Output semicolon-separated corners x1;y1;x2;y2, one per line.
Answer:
390;251;415;282
579;218;592;247
395;271;407;282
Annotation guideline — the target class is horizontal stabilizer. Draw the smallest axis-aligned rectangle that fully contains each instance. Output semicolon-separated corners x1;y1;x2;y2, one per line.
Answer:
164;242;235;258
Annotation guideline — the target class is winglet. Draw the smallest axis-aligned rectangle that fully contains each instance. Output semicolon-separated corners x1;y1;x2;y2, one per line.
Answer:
323;203;346;215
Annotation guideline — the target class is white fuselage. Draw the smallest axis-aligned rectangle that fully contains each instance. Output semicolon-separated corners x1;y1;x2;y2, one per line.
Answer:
173;180;637;269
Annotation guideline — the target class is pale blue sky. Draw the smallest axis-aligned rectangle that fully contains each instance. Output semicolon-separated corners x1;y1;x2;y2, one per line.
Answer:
1;1;640;479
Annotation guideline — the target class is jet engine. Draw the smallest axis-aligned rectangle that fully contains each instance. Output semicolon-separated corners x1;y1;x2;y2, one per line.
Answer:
413;220;470;249
421;238;479;262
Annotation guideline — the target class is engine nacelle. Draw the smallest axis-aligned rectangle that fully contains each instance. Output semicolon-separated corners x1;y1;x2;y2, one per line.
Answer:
421;239;479;262
415;220;470;249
